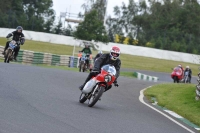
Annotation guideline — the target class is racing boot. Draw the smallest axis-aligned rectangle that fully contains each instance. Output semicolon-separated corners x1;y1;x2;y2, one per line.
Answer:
79;84;85;90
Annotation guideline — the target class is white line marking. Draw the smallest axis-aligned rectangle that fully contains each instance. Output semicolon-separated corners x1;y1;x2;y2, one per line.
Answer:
164;110;183;119
139;87;195;133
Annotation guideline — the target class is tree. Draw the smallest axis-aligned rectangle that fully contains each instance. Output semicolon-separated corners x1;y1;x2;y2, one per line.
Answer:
0;0;56;32
63;24;74;36
74;10;109;43
53;20;62;34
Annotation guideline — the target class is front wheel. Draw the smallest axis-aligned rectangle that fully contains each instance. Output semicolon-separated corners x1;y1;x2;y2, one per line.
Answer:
88;86;105;107
79;93;87;103
4;49;12;63
173;77;177;83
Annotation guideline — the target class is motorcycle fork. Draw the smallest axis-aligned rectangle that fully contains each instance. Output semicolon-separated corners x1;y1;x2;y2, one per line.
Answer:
86;84;99;99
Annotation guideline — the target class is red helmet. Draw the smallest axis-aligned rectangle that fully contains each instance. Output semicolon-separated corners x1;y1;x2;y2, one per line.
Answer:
110;46;120;60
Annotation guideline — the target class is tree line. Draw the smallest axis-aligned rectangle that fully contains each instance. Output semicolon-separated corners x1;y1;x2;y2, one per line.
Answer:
0;0;73;35
106;0;200;54
1;0;200;54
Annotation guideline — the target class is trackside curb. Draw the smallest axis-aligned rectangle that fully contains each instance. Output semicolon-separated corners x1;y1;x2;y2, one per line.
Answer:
134;72;159;82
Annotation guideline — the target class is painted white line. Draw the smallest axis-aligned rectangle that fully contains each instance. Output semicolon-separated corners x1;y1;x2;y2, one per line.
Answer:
139;87;195;133
164;110;183;119
195;128;200;130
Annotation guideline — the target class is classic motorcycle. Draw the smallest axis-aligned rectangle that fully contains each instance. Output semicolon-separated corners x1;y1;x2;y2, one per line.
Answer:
79;53;90;72
79;64;116;107
171;67;183;83
4;40;18;63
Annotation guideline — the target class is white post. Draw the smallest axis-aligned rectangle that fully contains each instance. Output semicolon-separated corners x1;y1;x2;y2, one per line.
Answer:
103;0;108;27
72;40;76;57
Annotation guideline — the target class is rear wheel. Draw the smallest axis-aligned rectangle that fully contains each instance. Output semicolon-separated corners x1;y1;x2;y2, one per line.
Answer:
79;93;87;103
79;62;82;72
79;61;84;72
88;86;105;107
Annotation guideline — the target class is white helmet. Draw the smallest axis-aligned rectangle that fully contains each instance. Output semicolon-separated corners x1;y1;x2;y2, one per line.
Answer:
110;46;120;60
186;66;189;69
178;64;182;67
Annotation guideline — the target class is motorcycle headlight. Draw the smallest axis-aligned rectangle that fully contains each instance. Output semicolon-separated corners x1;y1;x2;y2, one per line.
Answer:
104;75;112;82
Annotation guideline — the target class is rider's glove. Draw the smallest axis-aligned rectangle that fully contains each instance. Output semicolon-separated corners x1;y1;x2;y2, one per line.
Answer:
91;70;99;76
6;33;12;38
113;80;119;87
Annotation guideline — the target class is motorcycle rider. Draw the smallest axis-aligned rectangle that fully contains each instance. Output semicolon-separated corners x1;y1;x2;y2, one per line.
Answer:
79;46;121;92
184;66;192;83
178;64;184;78
2;26;25;61
79;44;92;69
94;50;103;62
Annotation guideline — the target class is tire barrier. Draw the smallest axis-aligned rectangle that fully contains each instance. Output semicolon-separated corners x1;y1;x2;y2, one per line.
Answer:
0;46;93;68
0;46;70;66
133;72;159;82
195;73;200;100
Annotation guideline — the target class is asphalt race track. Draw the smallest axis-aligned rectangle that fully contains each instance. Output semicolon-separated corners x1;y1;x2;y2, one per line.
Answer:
0;63;197;133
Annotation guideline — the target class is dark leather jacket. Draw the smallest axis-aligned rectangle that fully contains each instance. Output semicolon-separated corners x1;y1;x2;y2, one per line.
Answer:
93;53;121;79
7;31;25;44
94;53;103;62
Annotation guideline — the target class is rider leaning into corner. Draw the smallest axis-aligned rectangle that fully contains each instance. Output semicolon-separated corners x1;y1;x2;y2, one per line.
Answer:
79;46;121;92
2;26;25;61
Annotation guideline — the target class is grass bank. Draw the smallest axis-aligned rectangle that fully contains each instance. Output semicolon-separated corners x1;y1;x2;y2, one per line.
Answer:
0;37;199;74
144;83;200;126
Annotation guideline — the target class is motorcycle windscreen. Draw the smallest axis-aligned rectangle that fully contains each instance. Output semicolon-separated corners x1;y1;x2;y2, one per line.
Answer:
173;67;183;75
81;57;85;61
101;65;116;76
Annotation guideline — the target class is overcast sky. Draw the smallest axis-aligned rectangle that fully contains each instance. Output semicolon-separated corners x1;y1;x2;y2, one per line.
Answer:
52;0;141;28
52;0;130;18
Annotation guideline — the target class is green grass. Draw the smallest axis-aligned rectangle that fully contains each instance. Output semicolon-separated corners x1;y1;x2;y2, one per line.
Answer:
144;83;200;126
0;37;199;74
120;72;136;78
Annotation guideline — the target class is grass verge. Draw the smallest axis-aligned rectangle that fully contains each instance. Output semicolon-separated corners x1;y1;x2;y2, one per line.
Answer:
0;37;199;74
144;83;200;126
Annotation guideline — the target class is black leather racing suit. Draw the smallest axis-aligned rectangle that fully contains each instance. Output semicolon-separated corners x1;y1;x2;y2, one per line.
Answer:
82;53;121;91
4;31;25;57
94;53;103;62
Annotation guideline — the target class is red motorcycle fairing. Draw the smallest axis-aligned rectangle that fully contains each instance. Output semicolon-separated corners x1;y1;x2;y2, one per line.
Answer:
171;67;183;80
95;69;116;86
